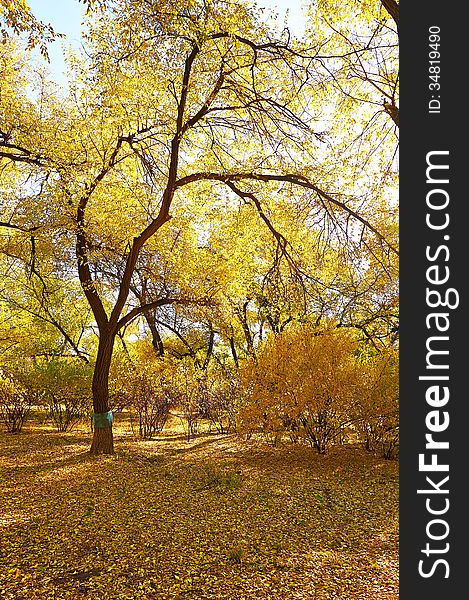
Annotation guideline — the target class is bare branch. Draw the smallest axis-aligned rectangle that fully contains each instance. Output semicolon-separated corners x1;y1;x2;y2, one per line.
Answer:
117;296;213;330
174;172;399;255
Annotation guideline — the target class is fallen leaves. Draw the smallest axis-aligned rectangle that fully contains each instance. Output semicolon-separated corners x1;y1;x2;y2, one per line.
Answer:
0;418;398;598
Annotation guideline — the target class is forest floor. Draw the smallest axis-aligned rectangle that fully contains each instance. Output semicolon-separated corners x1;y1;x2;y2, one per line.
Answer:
0;414;398;599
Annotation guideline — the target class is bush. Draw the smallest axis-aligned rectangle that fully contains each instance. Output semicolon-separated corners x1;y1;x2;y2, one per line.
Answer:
238;323;361;453
354;348;399;459
171;361;241;441
129;373;172;439
23;359;93;432
47;389;90;432
174;360;204;441
0;376;33;433
198;365;239;434
360;414;399;459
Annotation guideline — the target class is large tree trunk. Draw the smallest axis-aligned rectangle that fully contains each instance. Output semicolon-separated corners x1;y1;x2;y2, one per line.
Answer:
90;331;116;455
90;426;114;454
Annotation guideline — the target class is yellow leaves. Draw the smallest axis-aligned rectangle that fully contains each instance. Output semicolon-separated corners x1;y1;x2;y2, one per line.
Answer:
304;0;399;209
0;416;398;599
0;0;61;60
238;321;397;452
7;567;22;578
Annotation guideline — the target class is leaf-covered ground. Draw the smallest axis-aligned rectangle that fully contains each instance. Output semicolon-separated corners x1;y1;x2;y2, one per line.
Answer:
0;417;398;599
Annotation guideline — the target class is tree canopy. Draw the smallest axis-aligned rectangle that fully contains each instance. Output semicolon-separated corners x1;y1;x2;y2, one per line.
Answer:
0;0;398;454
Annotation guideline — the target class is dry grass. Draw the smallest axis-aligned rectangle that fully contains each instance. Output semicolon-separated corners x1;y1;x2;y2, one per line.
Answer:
0;414;398;599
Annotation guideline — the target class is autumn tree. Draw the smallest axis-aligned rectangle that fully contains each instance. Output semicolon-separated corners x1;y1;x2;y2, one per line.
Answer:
1;0;398;454
307;0;399;127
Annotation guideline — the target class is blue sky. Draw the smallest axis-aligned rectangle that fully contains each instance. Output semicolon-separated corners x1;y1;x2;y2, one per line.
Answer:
27;0;308;86
27;0;87;85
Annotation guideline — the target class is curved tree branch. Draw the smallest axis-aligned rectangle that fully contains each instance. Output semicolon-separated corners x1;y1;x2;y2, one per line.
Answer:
174;171;399;256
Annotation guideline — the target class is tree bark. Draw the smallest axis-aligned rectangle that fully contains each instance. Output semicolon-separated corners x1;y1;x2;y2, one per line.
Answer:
235;302;255;357
90;425;114;455
202;323;214;370
144;309;164;356
229;337;239;368
90;330;116;455
381;0;399;34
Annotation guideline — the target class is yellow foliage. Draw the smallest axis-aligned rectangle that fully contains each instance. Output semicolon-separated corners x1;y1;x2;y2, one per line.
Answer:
238;322;361;452
354;346;399;457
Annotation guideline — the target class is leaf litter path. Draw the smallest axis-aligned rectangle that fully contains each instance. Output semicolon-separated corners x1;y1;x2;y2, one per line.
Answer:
0;423;398;599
